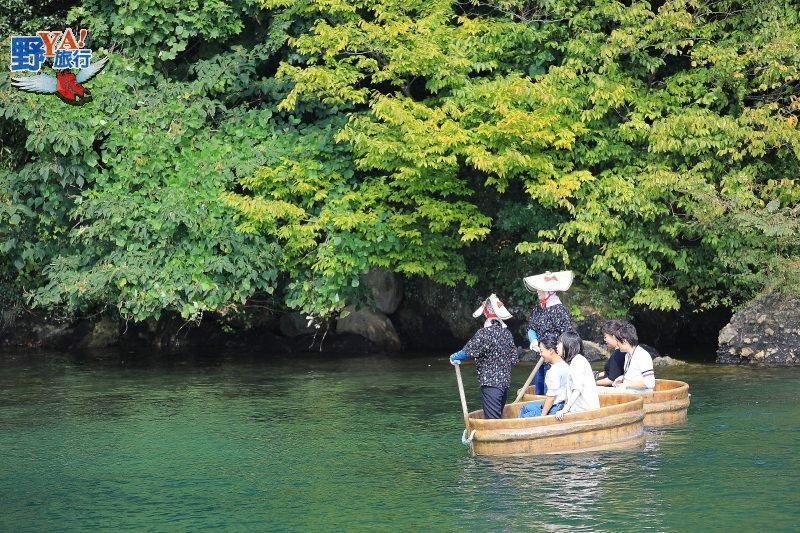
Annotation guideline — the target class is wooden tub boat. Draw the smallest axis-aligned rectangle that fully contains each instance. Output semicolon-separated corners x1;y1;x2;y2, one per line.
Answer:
526;379;690;427
608;379;690;426
464;393;645;456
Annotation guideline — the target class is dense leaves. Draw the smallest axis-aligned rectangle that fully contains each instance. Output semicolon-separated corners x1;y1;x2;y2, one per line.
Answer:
1;46;281;321
0;0;797;324
254;0;800;313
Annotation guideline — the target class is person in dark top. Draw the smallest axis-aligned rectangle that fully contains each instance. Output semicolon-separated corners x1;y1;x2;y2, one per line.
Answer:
522;271;574;394
596;319;626;387
450;294;518;419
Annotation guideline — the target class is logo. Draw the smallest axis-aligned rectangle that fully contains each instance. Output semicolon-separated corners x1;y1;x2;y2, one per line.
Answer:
9;28;108;106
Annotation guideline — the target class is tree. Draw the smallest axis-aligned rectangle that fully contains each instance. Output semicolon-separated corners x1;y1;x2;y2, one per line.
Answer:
1;0;797;329
1;4;283;322
245;0;799;315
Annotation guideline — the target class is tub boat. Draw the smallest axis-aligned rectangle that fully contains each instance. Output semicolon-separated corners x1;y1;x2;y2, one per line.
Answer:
525;379;690;427
464;393;646;456
605;379;690;426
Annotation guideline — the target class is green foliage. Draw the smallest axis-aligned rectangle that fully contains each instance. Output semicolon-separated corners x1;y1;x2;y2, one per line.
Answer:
1;0;798;327
1;48;280;321
259;0;800;313
223;114;485;316
67;0;262;75
0;0;76;37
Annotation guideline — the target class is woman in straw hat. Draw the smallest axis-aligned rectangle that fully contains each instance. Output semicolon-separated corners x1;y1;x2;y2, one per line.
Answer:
449;294;518;419
522;271;574;395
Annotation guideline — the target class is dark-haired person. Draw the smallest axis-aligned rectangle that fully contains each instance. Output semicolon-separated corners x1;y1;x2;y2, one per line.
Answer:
522;271;574;395
555;330;600;422
518;333;568;417
611;322;655;392
450;294;518;419
596;320;626;387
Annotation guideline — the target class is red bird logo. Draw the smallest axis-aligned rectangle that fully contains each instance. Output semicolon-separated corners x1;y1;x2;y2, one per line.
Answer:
11;56;109;105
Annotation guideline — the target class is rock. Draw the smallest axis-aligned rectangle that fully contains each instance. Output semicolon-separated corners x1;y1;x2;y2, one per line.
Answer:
517;347;541;363
336;307;401;351
17;316;93;349
518;341;606;363
631;305;731;355
128;316;193;349
30;322;72;348
305;333;378;354
718;323;738;345
362;268;403;314
574;313;663;360
583;340;607;362
280;312;319;338
79;316;119;348
391;278;480;349
641;343;660;358
222;330;293;354
653;355;687;367
432;288;480;341
392;305;455;350
573;312;606;345
716;292;800;365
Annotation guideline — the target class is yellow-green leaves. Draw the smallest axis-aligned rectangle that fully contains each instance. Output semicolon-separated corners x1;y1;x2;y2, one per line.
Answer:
4;0;799;324
254;0;800;314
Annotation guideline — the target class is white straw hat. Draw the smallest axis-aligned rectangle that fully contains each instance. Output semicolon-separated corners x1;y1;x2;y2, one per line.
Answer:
472;294;513;320
522;270;574;293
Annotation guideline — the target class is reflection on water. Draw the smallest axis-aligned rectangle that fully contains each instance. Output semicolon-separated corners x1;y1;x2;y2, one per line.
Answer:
457;447;669;532
462;456;608;531
1;352;799;531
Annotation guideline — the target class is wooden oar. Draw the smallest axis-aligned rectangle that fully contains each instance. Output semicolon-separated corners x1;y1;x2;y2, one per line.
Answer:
514;355;545;403
454;363;471;437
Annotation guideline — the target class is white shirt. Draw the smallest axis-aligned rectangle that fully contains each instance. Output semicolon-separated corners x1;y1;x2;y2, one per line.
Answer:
623;345;656;390
568;354;600;412
544;360;569;404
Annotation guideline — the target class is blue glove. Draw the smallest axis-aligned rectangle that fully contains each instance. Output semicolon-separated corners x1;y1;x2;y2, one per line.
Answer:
527;329;539;351
450;351;468;365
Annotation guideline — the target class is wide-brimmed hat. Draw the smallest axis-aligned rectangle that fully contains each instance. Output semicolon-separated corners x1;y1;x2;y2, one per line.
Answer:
522;270;574;293
472;294;513;320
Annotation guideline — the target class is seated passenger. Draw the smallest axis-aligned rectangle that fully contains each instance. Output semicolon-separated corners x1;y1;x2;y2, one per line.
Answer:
555;330;600;421
611;322;655;392
596;319;626;387
518;333;568;417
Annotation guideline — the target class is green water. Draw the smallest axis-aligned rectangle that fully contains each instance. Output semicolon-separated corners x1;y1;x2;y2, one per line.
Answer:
1;351;799;532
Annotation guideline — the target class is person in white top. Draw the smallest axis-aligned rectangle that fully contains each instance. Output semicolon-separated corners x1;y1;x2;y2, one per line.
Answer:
611;322;656;392
518;333;569;417
555;330;600;421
